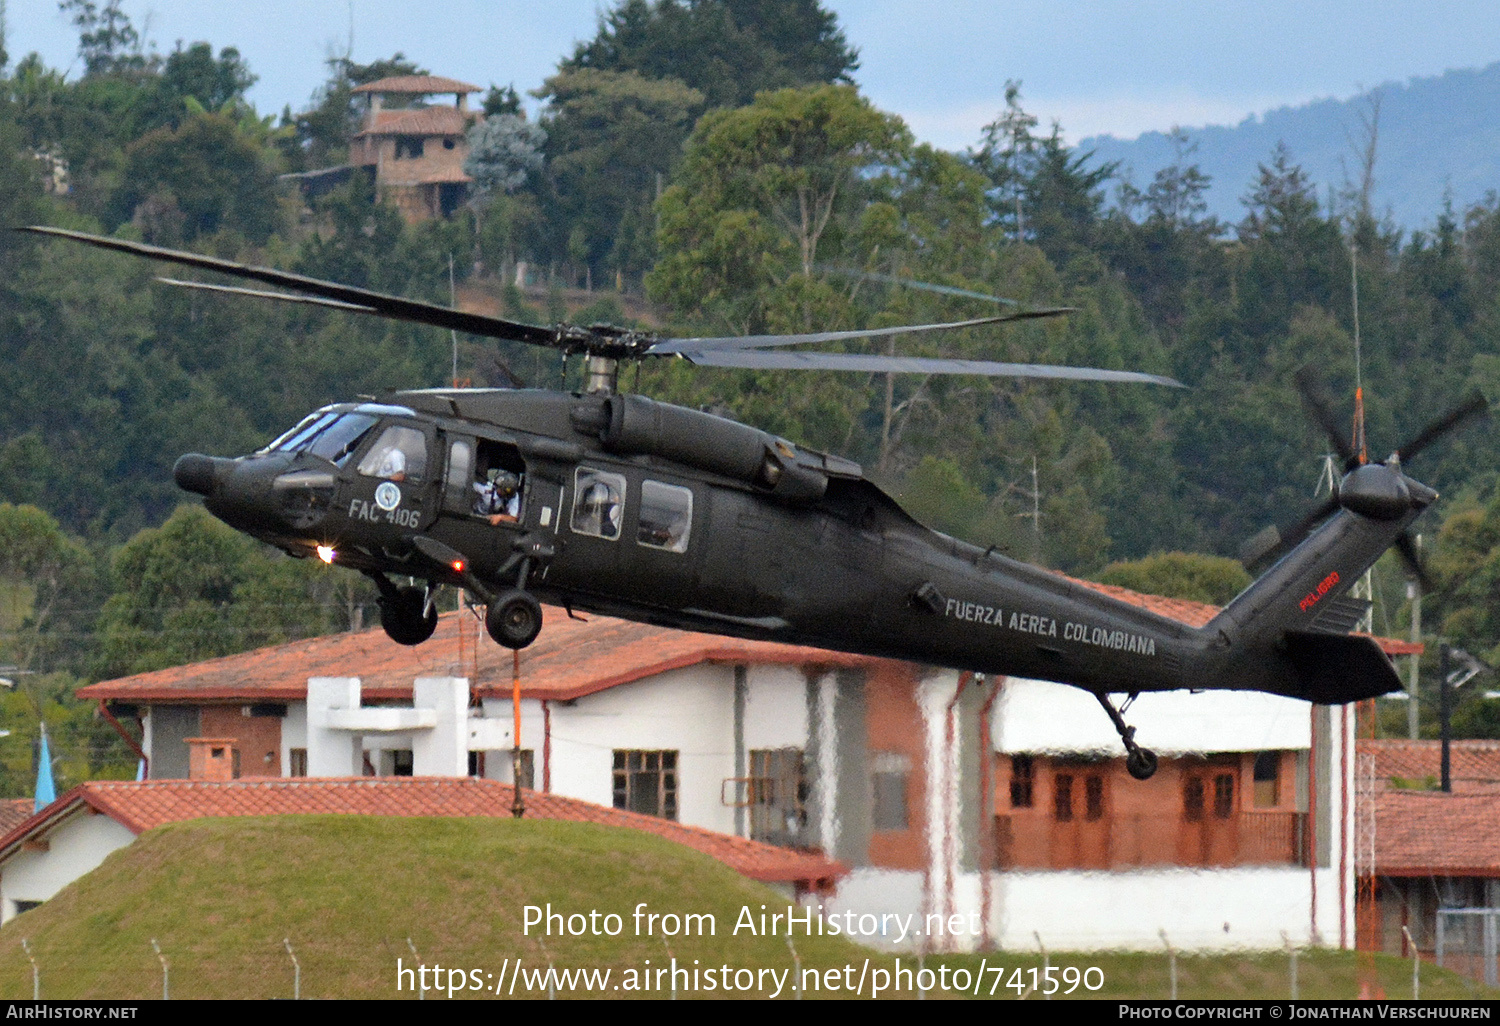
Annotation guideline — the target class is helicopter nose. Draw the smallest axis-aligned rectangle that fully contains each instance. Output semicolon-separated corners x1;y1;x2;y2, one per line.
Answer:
174;453;230;496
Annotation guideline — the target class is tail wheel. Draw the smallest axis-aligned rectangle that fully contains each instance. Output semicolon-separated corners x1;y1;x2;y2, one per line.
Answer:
379;586;437;646
486;589;542;650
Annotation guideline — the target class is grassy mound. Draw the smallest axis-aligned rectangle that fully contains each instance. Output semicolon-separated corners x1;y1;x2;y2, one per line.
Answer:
0;815;868;999
0;815;1492;1000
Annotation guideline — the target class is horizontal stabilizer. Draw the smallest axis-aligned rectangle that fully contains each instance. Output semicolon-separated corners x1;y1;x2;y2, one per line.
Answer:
1280;631;1403;703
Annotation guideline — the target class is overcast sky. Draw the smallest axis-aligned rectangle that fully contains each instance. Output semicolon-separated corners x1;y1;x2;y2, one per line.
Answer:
8;1;1500;149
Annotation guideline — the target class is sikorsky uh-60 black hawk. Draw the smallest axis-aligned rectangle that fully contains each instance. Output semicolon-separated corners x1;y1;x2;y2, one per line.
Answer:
25;226;1485;780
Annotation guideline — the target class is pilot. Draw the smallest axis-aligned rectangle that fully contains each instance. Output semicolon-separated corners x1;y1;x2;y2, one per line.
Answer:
374;445;407;482
473;469;522;525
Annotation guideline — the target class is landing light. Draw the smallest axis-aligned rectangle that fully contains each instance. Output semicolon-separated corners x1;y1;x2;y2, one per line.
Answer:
452;560;466;572
316;545;336;564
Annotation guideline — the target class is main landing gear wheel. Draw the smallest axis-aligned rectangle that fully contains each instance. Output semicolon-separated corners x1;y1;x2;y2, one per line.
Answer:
379;586;437;646
486;589;542;649
1126;747;1159;781
1094;691;1158;780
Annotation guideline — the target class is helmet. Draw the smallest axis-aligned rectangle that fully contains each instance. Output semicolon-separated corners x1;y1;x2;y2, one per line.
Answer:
491;470;521;497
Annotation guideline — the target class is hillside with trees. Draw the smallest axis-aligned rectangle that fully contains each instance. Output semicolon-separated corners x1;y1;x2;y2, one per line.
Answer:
3;0;1500;786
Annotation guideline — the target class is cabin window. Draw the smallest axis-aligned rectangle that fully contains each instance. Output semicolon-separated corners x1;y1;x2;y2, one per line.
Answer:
358;425;428;483
445;438;474;494
571;467;625;540
637;481;693;553
613;749;677;819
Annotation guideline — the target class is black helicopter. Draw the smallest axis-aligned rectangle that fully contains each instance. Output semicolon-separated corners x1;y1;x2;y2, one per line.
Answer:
23;226;1483;779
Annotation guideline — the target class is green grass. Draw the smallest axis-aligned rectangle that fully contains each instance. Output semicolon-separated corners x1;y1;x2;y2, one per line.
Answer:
0;816;1492;1000
0;816;869;999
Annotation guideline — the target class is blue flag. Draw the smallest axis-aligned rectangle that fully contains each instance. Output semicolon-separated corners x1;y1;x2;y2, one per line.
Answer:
34;725;55;812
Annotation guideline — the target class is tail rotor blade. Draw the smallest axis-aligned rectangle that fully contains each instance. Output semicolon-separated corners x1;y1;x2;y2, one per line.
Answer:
1394;532;1434;593
1244;495;1341;573
1394;392;1489;465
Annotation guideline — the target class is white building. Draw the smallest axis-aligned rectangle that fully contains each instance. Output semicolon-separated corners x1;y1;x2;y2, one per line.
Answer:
68;591;1410;951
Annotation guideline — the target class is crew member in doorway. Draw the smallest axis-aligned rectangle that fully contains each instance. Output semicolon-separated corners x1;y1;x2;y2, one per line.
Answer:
473;469;522;524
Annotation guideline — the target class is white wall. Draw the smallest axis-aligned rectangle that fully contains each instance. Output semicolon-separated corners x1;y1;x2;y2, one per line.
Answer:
994;678;1313;755
744;665;808;750
537;665;739;833
1;812;137;923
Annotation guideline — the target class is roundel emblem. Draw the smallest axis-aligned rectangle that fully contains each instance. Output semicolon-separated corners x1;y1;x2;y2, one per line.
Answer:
374;481;402;511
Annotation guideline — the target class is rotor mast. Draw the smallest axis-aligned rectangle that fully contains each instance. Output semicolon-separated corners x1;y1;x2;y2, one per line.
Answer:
583;355;620;395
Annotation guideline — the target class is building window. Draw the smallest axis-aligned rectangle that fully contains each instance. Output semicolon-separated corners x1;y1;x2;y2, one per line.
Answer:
1084;774;1105;821
289;749;307;777
871;752;911;830
1253;751;1280;807
748;748;806;845
1010;755;1034;808
395;135;425;159
613;750;677;820
1184;777;1205;822
392;750;414;777
1213;773;1235;818
1054;773;1074;822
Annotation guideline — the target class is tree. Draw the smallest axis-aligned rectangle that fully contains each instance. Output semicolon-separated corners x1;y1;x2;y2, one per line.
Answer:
1097;551;1251;605
61;0;143;77
465;113;546;197
562;0;857;110
116;112;280;243
974;80;1038;242
651;83;911;325
537;68;704;282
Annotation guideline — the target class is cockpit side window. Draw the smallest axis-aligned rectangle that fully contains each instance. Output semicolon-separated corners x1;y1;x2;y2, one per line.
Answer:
357;425;428;482
571;467;625;540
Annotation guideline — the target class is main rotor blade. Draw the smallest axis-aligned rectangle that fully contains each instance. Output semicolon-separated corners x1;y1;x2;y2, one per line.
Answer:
157;278;377;312
22;225;559;348
1394;391;1489;464
1294;366;1359;469
679;348;1183;385
815;265;1021;306
648;308;1074;355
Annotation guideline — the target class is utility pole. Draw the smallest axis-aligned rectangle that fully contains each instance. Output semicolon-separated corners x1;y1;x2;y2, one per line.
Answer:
1408;535;1422;740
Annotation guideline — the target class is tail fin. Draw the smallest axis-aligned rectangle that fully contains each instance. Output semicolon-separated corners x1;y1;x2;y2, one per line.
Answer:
1201;465;1432;702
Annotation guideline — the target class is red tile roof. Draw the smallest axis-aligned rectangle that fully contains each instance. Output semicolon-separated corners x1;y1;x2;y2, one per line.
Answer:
0;798;34;834
358;106;474;138
0;778;843;887
1358;738;1500;793
79;606;888;704
1374;788;1500;876
353;76;480;95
